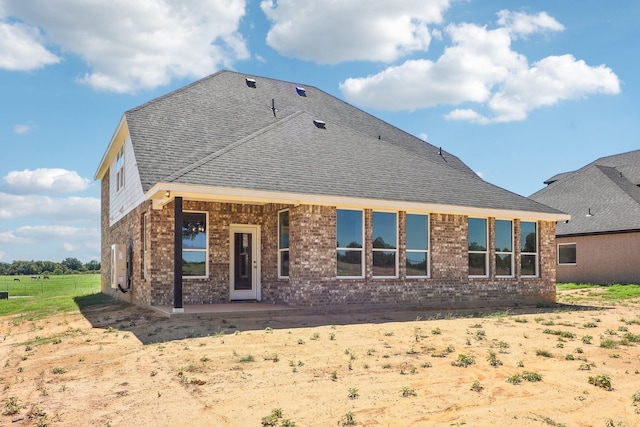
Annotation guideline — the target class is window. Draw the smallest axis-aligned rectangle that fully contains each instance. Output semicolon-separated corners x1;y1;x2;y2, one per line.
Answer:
520;221;538;276
372;212;397;277
182;212;207;277
406;214;429;277
336;209;363;277
468;218;487;276
278;210;290;277
495;219;513;276
558;243;576;265
142;213;148;280
116;145;125;192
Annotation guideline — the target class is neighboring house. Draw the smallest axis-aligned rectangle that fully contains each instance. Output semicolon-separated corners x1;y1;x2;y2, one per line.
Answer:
94;70;568;312
530;150;640;284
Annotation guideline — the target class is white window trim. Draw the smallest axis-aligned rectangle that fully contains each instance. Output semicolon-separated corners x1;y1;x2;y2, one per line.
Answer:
372;211;399;279
405;213;430;279
142;213;148;280
557;242;577;265
278;209;290;279
520;221;539;278
469;217;489;278
115;145;125;192
495;219;514;278
182;210;209;279
336;208;364;279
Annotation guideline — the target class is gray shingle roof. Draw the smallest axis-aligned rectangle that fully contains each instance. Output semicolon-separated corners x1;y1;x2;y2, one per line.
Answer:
531;150;640;235
125;70;562;215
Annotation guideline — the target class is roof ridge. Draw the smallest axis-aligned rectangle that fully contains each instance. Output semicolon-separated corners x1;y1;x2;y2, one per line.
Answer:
163;110;306;183
595;165;640;205
126;70;228;114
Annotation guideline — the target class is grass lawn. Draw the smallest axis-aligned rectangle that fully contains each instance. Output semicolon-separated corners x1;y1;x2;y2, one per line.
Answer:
0;274;104;319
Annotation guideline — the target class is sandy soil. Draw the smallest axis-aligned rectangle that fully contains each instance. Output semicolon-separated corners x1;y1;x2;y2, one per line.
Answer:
1;289;640;427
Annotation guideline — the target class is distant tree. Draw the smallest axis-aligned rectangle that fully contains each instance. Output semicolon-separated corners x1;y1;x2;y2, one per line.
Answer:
61;257;84;272
85;260;101;271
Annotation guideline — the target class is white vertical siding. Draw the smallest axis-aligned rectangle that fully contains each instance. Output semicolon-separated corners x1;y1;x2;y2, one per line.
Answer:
109;136;145;226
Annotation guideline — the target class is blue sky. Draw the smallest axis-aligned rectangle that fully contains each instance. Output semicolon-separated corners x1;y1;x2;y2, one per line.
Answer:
0;0;637;264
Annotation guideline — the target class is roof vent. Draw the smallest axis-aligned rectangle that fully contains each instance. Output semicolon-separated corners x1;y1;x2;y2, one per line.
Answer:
245;78;256;88
313;119;326;129
296;86;306;96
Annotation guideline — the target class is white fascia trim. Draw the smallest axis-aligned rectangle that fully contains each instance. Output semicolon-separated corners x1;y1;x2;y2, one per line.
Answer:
95;115;127;181
146;183;571;221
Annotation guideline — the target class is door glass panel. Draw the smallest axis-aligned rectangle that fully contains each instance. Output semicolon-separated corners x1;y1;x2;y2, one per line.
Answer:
234;232;252;290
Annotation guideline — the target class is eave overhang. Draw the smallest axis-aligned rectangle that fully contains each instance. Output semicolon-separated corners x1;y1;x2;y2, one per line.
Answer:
147;182;571;222
94;115;129;181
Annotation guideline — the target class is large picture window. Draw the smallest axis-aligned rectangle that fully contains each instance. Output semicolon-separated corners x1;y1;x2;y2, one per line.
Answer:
495;219;513;276
336;209;363;277
182;212;207;277
558;243;576;265
468;218;487;276
406;214;429;277
520;221;538;277
372;211;397;277
278;210;290;277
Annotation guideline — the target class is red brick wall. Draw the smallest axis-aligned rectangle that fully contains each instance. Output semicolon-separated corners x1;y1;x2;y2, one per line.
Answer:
100;183;557;309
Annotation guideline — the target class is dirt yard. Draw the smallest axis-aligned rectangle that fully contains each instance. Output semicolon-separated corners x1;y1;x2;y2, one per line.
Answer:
2;289;640;427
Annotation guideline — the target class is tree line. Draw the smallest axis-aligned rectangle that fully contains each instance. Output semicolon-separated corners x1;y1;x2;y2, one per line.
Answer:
0;258;101;276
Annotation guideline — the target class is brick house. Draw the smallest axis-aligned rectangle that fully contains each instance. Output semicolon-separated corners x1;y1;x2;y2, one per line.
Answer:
530;149;640;284
94;70;568;312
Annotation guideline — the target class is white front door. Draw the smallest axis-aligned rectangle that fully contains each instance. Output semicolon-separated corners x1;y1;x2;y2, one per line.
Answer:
229;225;261;300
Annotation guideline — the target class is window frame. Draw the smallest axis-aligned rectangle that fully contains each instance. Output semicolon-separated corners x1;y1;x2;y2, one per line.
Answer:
520;221;538;278
468;217;488;278
372;211;398;279
115;145;125;192
336;208;364;279
278;209;290;279
557;243;576;265
182;211;208;279
495;219;514;277
405;213;430;278
142;213;148;280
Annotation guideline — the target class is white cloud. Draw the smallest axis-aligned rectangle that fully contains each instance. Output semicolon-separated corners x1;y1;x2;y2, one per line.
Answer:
340;10;620;123
260;0;450;64
13;123;34;134
485;54;621;123
0;20;60;70
3;168;90;194
0;192;99;221
1;0;248;93
497;10;564;38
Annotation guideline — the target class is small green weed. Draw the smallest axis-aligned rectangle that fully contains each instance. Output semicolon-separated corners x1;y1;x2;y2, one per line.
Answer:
452;354;475;367
507;374;522;384
522;371;542;382
588;375;612;390
2;396;21;416
348;387;359;399
471;381;484;392
401;386;417;397
340;411;357;426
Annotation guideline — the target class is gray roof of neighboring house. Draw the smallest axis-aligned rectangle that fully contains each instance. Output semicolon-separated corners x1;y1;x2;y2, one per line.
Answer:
125;70;562;215
530;149;640;235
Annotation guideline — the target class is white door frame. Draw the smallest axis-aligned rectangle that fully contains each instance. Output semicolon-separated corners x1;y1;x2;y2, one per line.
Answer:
229;224;261;301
